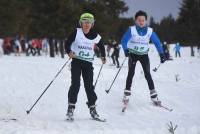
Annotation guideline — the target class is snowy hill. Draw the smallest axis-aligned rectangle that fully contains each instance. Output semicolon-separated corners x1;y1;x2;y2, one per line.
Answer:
0;45;200;134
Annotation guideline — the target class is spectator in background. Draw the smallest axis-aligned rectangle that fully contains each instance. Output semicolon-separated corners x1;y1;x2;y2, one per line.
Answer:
0;38;3;56
20;35;26;52
197;45;200;58
37;39;42;56
14;38;22;56
54;39;59;56
26;39;37;56
49;37;55;57
32;39;41;56
26;39;31;56
3;37;12;55
59;39;64;58
31;39;37;56
174;42;181;58
42;38;49;56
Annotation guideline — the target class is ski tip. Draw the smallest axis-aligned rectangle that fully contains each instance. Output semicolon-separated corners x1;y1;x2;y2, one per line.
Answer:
66;118;74;122
92;118;107;122
11;118;18;121
0;118;18;122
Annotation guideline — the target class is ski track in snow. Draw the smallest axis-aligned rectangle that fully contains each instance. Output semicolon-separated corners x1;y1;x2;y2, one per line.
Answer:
0;46;200;134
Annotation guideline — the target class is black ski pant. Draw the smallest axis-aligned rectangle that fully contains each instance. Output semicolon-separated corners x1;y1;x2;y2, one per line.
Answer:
125;53;155;91
111;51;119;67
175;51;181;57
68;59;97;107
26;46;36;56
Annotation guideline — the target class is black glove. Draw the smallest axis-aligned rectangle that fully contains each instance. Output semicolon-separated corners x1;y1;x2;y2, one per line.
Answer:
124;50;129;57
160;54;166;63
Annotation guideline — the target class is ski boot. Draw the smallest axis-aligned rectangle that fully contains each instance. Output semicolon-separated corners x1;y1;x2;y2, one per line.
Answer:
150;90;161;106
66;104;75;121
122;90;131;112
89;105;99;119
123;90;131;102
89;105;106;122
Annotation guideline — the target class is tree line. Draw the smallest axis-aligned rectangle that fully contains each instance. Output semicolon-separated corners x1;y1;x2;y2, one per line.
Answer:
0;0;131;42
0;0;199;46
150;0;200;46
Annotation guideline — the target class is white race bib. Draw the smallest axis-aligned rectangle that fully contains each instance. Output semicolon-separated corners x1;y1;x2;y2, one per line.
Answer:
71;28;101;62
127;26;152;55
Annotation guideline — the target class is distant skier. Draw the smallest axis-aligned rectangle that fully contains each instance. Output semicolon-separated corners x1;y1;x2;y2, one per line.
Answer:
111;40;120;68
121;10;166;105
163;42;172;60
65;13;106;121
174;42;181;58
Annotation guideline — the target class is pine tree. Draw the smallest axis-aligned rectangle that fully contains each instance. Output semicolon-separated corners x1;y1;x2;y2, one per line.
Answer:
178;0;200;44
0;0;129;40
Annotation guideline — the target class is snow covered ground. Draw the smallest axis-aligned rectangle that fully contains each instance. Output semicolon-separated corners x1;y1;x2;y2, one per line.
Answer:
0;45;200;134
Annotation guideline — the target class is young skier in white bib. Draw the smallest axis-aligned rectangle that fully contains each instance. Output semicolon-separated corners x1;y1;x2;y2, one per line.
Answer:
121;10;166;105
65;13;106;121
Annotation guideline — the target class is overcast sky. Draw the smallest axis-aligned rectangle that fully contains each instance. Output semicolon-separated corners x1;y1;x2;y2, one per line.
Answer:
123;0;182;22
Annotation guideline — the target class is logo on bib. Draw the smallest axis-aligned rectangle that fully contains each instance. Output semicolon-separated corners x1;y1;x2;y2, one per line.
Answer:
78;45;92;50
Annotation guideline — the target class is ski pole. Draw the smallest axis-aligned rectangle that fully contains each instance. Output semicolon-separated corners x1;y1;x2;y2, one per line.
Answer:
94;64;104;89
105;57;127;94
86;64;104;106
26;58;71;115
153;63;161;72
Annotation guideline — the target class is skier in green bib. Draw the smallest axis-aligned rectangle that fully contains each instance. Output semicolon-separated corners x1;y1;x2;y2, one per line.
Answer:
65;13;106;121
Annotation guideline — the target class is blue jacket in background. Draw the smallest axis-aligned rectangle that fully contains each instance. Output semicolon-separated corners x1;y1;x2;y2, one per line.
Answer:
174;43;181;52
121;25;164;55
